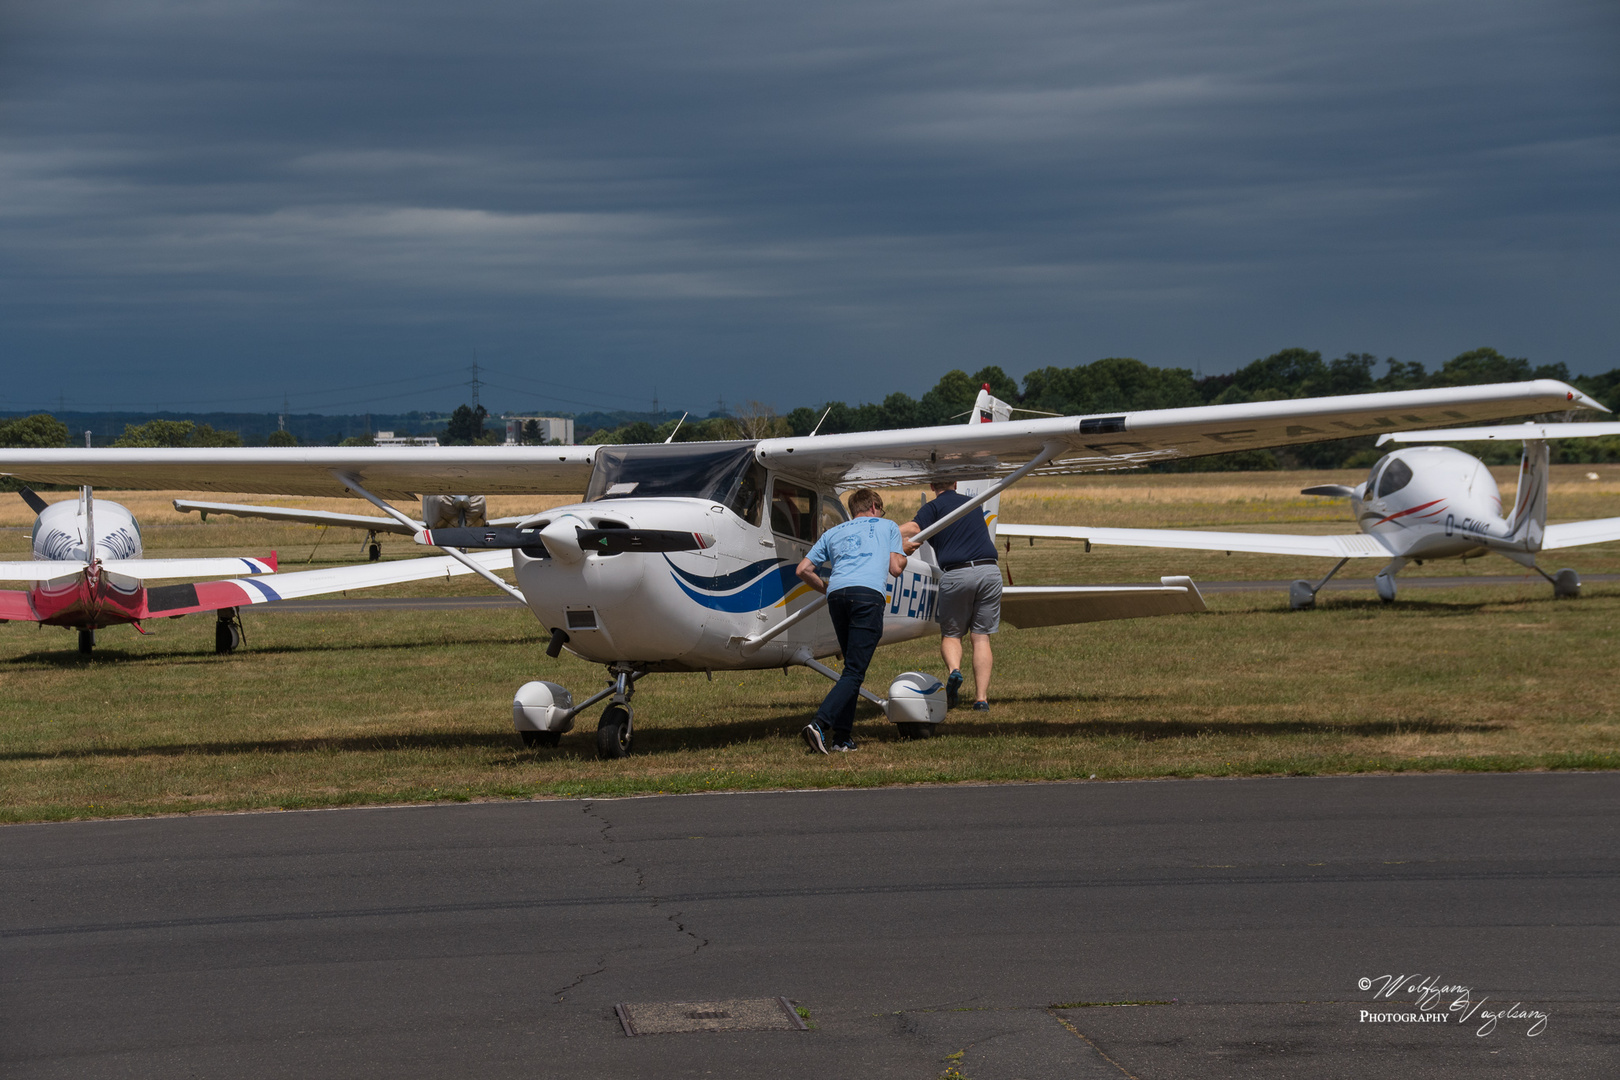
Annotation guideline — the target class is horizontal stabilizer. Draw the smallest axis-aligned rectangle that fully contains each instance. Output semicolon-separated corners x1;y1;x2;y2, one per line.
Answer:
996;522;1386;559
1378;421;1620;446
1541;517;1620;551
999;577;1207;629
0;560;89;582
0;555;278;582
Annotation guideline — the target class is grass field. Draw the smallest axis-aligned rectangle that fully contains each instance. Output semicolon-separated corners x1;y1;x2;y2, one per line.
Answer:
2;468;1617;822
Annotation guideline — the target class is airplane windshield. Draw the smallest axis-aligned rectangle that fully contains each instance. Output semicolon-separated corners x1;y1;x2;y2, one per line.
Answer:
586;443;759;503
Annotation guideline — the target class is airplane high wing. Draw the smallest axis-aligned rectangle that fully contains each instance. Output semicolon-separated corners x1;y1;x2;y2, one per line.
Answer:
0;381;1599;498
0;446;598;499
756;380;1602;488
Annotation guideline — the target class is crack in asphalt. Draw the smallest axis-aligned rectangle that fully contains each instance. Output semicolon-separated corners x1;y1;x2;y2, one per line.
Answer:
552;801;708;1002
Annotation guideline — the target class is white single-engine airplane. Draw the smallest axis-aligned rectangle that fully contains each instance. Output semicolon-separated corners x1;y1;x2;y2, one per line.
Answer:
0;486;517;654
998;420;1620;609
1;378;1600;753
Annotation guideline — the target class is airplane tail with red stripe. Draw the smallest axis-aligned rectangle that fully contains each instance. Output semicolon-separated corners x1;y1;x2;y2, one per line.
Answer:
1504;440;1549;551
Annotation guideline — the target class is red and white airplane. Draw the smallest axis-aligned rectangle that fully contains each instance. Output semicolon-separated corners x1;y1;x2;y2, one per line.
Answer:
0;486;515;654
998;421;1620;608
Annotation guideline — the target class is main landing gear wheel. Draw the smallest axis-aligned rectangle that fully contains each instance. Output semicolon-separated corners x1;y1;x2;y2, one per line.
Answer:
368;542;382;562
78;629;94;655
521;730;562;749
215;608;243;654
895;722;934;740
596;704;632;759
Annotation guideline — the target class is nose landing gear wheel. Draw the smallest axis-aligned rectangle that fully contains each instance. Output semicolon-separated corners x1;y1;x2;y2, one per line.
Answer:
368;542;382;562
78;629;95;655
596;704;632;759
895;722;934;740
521;730;562;748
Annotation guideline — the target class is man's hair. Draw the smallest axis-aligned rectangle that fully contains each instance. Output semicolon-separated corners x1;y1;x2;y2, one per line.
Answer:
846;488;884;516
930;480;957;493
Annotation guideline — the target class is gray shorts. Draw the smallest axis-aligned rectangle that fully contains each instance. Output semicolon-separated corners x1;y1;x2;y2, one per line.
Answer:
937;563;1002;637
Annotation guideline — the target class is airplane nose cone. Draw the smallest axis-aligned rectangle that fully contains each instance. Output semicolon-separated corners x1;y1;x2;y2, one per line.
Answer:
540;516;585;563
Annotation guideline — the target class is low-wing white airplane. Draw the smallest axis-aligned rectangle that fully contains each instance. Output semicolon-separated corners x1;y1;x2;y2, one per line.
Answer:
998;420;1620;609
1;378;1600;753
0;486;516;653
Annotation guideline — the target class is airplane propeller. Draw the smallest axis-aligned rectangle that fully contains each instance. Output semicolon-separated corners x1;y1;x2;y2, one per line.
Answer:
416;526;715;553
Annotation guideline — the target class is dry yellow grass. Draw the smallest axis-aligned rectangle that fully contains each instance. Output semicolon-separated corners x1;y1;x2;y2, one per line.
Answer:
1;467;1616;823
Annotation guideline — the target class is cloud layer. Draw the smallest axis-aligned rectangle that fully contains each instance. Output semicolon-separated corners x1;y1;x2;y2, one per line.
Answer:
1;0;1616;414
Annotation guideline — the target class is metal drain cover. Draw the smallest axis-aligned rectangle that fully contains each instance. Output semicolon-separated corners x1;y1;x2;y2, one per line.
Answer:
615;997;807;1036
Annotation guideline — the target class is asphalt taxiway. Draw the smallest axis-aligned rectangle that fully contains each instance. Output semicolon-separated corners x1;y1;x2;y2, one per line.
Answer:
3;775;1615;1078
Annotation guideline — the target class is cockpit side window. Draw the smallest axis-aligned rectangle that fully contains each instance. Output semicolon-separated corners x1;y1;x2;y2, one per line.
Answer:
1377;457;1414;498
819;493;847;537
769;478;818;542
728;462;768;526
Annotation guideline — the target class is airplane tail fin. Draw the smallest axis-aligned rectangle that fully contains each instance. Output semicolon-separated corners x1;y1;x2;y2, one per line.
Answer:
17;487;48;515
957;385;1013;543
1504;440;1549;551
82;486;96;565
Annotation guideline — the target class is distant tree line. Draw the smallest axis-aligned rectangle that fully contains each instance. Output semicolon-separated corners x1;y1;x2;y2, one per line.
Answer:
7;347;1620;471
579;347;1620;469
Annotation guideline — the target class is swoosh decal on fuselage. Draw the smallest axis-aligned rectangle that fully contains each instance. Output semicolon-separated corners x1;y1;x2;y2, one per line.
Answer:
665;554;802;613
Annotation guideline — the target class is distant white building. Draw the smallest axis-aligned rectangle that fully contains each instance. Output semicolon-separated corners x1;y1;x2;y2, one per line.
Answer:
505;417;575;445
374;431;440;447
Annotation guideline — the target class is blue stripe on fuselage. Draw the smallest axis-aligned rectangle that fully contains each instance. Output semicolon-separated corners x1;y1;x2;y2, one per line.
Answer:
665;555;800;613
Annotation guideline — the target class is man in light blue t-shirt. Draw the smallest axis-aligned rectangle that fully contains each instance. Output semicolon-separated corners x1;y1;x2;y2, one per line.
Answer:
794;488;907;753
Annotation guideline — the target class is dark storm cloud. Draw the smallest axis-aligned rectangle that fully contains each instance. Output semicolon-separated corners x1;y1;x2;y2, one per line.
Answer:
1;0;1616;414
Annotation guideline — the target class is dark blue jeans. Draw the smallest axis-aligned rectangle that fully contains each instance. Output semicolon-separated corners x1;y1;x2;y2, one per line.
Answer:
813;586;886;740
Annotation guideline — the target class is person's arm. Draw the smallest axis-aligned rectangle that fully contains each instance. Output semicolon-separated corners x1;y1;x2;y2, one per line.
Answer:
796;557;828;594
900;500;935;554
887;521;908;578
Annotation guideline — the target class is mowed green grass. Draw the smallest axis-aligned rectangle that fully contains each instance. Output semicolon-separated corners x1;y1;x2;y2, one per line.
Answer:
1;468;1617;822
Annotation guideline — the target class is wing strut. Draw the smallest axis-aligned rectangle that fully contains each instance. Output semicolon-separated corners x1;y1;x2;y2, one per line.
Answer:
332;472;527;604
737;441;1063;656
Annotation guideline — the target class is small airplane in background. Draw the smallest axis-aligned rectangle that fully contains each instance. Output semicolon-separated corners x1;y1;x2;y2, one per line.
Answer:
0;486;516;654
172;494;534;561
998;421;1620;609
1;377;1601;753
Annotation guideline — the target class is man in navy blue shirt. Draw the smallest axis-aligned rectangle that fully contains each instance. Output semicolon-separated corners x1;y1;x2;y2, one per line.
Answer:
901;481;1001;710
795;488;908;753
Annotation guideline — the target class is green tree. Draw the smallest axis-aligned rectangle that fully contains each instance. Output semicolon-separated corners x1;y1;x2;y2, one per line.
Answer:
442;404;487;445
266;429;298;447
113;420;242;447
1022;357;1200;415
0;413;70;448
